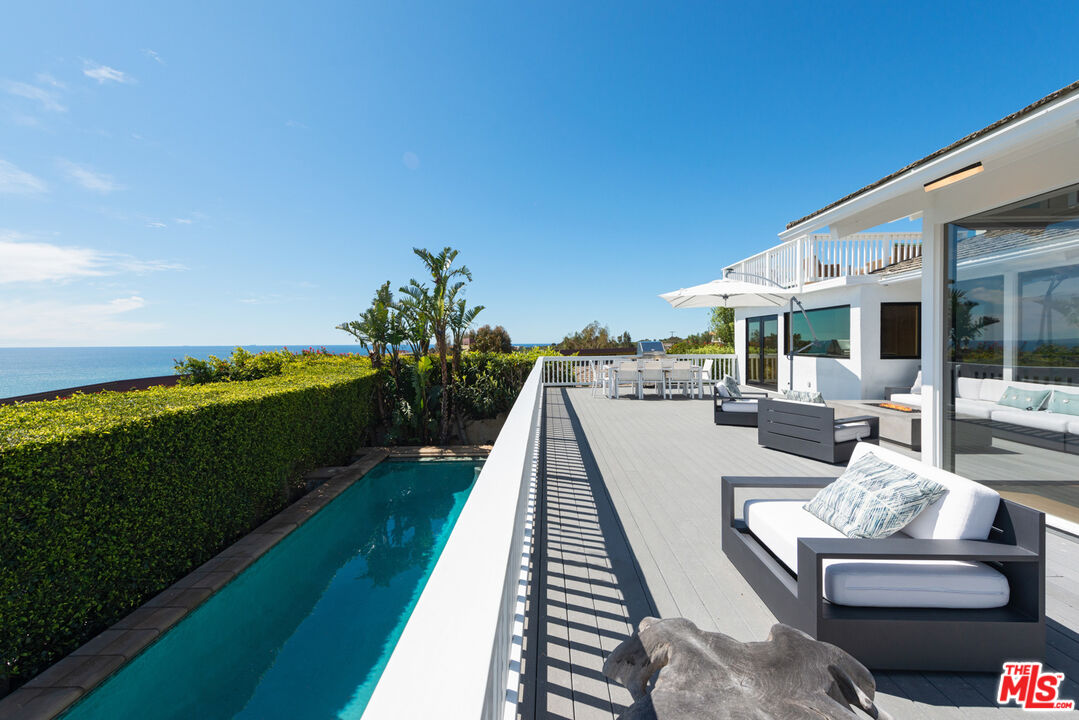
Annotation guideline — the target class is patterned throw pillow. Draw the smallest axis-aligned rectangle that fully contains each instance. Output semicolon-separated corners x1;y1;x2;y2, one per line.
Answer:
1047;389;1079;417
804;453;947;539
996;386;1051;411
782;389;824;404
721;375;742;399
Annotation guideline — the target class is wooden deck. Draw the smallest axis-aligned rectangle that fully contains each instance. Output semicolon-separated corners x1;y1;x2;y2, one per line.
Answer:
517;387;1079;720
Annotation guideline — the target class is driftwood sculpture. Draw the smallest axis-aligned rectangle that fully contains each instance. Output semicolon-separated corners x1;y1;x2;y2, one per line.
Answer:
603;618;892;720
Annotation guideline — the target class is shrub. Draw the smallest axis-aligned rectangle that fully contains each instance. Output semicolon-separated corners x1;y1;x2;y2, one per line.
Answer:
174;347;294;385
668;343;730;355
0;359;377;685
454;347;556;419
471;325;513;354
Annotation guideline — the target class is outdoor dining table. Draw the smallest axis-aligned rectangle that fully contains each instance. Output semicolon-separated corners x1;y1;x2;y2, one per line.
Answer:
603;361;703;399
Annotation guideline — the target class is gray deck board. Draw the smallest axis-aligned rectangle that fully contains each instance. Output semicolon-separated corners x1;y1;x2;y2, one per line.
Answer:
520;387;1079;720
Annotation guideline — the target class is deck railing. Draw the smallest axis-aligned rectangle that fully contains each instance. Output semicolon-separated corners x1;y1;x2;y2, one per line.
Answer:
364;358;544;720
725;232;922;288
542;354;737;387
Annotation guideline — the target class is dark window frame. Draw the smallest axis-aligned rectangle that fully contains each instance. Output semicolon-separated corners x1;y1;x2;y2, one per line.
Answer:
784;303;852;359
880;302;921;359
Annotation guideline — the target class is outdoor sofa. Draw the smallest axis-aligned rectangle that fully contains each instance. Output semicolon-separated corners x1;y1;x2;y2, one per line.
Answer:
890;376;1079;454
757;397;879;463
713;384;767;426
721;442;1046;671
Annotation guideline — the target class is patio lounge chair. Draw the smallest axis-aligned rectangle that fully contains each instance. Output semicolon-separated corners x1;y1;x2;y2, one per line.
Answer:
757;397;879;463
713;383;767;426
721;442;1046;671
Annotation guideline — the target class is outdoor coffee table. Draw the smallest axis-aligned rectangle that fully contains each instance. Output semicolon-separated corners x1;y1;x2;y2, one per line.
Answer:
828;400;992;451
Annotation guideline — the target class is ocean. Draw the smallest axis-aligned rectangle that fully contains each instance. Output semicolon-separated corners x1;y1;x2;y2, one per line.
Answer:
0;346;366;399
0;344;553;399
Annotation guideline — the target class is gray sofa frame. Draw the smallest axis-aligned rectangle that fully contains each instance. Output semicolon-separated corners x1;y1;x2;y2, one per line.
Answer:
713;387;767;427
721;476;1046;671
757;398;880;464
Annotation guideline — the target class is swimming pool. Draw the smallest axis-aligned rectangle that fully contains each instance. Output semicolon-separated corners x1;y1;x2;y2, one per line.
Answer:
61;459;480;720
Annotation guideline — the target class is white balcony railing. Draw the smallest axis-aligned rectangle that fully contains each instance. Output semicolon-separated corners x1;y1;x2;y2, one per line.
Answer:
541;354;737;387
724;232;922;289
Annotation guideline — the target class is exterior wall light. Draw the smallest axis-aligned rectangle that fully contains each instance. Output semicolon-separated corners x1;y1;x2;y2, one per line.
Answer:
923;162;984;192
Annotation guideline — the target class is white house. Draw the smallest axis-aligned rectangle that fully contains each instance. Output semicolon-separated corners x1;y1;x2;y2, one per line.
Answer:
720;79;1079;520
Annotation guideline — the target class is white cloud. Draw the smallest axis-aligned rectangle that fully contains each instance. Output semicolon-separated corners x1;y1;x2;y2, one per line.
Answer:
82;61;135;85
173;218;192;224
2;80;66;112
0;160;48;194
402;151;420;170
146;221;166;228
141;49;164;65
238;294;284;305
34;72;65;88
0;231;183;283
0;295;160;344
285;120;308;129
58;159;123;194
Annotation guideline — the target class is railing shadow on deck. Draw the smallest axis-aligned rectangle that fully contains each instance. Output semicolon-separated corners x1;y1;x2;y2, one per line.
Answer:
520;388;659;720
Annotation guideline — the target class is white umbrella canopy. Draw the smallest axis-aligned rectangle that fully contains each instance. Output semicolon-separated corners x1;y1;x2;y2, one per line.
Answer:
659;278;795;309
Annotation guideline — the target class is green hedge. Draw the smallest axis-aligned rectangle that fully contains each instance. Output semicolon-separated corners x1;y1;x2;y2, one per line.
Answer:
0;359;377;684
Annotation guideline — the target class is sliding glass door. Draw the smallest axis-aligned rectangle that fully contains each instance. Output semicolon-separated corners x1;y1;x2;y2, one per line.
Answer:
943;182;1079;521
745;314;778;389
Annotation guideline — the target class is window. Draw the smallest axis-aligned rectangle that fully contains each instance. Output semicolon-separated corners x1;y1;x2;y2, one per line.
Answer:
784;305;850;358
943;181;1079;514
880;303;921;359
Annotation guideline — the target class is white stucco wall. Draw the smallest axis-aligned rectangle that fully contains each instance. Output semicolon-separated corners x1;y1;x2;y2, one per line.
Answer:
733;278;921;399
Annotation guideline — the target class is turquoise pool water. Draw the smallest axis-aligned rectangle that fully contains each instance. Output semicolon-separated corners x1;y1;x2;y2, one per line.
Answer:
62;459;479;720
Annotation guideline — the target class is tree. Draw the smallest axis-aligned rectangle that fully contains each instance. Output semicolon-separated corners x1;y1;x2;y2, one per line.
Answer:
949;288;999;357
472;324;512;353
710;307;735;348
449;296;485;377
410;246;473;443
397;282;433;362
556;321;632;352
337;281;404;419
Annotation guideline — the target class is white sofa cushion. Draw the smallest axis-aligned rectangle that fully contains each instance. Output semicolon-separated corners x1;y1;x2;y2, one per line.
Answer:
823;559;1009;609
1068;419;1079;435
743;500;1009;608
888;393;922;408
911;370;923;393
720;399;758;413
834;421;872;443
990;408;1071;433
956;377;983;400
955;398;997;419
744;499;844;572
848;444;1000;540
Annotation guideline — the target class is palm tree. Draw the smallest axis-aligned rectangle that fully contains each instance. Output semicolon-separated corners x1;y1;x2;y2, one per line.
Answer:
448;293;484;379
338;282;402;420
411;246;473;443
397;281;433;362
949;288;1000;358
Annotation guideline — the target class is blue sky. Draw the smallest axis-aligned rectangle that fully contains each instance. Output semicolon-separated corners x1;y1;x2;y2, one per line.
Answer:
2;2;1078;346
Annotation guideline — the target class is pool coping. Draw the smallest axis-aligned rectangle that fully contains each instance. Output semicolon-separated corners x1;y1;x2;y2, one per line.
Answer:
0;449;396;720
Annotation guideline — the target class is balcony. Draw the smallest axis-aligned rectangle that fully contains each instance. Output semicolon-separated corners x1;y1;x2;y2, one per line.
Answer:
365;357;1079;719
724;232;922;288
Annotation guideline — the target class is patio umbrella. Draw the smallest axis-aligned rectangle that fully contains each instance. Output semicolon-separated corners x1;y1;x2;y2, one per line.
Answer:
659;278;794;309
659;277;814;391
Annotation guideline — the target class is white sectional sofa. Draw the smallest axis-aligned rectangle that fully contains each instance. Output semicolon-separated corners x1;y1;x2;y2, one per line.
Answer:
722;442;1046;671
890;376;1079;453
